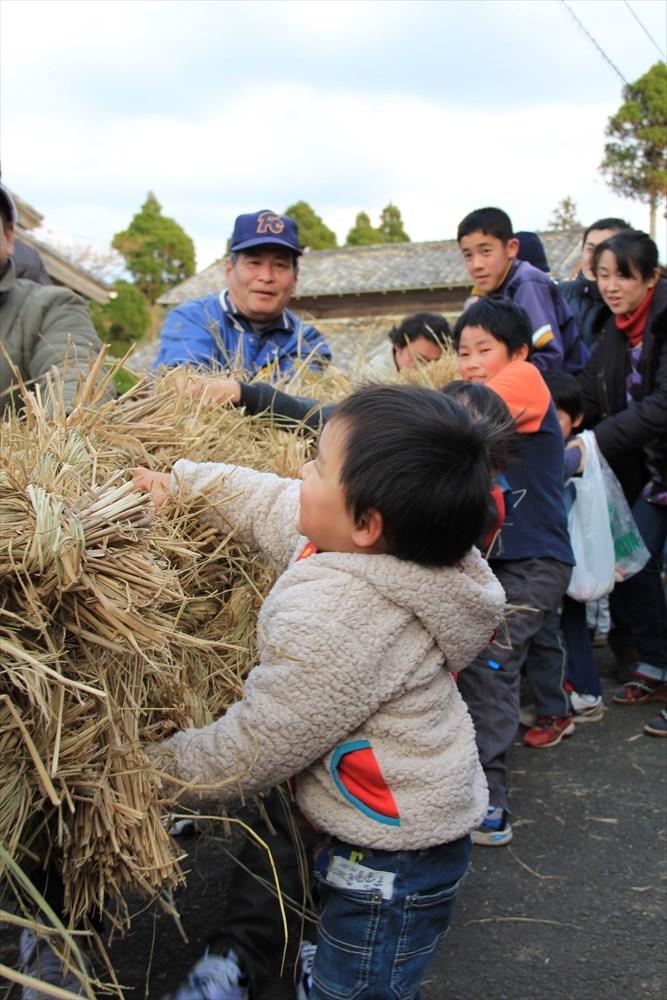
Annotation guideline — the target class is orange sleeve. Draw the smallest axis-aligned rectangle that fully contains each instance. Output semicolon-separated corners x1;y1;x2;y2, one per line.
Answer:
488;360;551;433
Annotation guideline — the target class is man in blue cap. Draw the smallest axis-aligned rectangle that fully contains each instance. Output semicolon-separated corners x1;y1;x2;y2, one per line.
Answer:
153;209;331;379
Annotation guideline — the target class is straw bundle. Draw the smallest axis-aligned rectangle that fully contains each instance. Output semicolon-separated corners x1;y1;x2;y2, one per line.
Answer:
0;346;461;935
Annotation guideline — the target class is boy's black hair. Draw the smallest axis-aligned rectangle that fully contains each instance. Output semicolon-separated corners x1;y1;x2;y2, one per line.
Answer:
457;207;513;244
541;370;583;422
592;229;659;282
331;384;492;567
452;297;533;355
387;312;451;349
440;380;516;473
582;217;629;244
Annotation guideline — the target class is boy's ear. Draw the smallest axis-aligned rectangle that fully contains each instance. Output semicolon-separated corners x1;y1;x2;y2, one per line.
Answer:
573;411;584;429
352;508;385;551
507;237;519;259
512;343;530;362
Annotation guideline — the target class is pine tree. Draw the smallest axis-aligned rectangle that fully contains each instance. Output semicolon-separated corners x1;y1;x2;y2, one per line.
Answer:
345;211;384;246
378;203;410;242
285;201;337;250
113;193;195;303
600;62;667;239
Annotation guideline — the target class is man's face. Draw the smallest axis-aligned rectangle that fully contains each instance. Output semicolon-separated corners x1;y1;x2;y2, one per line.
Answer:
580;228;619;280
0;222;15;269
225;247;298;323
459;231;518;293
393;335;443;370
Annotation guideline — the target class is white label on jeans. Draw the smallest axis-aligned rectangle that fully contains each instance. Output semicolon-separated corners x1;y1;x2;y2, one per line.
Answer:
326;855;395;900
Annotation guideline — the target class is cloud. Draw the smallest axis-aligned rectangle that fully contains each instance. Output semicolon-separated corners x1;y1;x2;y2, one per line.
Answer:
3;1;664;267
5;79;647;265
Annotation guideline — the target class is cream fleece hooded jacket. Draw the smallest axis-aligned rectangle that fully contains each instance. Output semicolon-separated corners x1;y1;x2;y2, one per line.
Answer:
158;460;505;850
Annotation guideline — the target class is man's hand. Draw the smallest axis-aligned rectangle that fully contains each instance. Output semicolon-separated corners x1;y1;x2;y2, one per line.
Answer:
132;467;172;509
176;374;242;407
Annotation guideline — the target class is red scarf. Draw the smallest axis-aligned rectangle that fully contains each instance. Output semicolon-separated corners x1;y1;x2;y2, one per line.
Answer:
615;285;656;347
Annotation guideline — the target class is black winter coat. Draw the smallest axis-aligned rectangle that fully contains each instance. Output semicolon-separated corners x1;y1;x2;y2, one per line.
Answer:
578;277;667;503
559;272;610;349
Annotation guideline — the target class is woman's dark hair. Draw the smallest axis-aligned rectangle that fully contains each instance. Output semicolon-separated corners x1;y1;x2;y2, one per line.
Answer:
440;380;516;473
331;384;493;567
592;229;659;281
452;297;533;355
387;312;451;349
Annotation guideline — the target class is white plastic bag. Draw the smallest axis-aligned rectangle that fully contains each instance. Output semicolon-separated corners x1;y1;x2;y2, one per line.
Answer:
597;451;650;582
566;431;616;602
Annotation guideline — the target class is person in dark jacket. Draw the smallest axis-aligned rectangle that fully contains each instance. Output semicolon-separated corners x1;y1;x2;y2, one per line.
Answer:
153;210;331;381
559;217;629;349
576;229;667;736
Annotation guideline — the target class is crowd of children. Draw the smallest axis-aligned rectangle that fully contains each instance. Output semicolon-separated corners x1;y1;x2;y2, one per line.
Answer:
17;207;667;1000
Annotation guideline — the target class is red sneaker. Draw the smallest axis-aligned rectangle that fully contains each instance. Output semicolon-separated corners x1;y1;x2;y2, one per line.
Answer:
523;715;575;748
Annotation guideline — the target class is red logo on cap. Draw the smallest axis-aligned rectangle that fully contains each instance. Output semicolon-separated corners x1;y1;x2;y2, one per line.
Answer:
256;211;285;235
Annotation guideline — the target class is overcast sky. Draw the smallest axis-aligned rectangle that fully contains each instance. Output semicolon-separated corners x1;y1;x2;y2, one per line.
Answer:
1;0;665;270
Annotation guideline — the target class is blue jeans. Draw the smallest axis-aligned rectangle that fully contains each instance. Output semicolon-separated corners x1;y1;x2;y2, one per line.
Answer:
310;835;471;999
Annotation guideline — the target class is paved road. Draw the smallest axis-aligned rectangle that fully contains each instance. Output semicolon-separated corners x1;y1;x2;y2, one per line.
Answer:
2;649;665;999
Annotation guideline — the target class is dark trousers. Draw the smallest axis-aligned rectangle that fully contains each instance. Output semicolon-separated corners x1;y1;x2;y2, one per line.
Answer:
609;499;667;675
562;595;602;696
210;787;320;997
457;558;572;810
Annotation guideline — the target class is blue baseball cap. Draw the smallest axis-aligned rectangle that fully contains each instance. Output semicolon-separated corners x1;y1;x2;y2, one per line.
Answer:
229;210;302;255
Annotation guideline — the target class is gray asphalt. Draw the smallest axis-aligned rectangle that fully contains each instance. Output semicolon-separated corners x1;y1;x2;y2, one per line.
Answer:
2;648;665;999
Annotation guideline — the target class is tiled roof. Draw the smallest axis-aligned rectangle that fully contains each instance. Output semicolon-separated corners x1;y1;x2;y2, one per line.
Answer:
158;229;584;306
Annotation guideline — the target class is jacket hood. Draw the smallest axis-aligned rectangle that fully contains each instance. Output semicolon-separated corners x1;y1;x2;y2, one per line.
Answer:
294;545;505;673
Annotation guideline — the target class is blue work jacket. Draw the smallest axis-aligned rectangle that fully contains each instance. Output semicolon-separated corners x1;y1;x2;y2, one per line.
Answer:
153;291;331;380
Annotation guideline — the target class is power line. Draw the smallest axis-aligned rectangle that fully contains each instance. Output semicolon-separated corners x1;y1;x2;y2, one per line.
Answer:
622;0;667;61
559;0;629;85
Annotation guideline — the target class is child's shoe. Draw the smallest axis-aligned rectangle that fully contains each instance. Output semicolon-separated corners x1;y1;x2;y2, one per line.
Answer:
471;805;512;846
523;715;574;748
19;929;85;999
613;674;667;705
569;691;604;722
166;950;249;1000
296;941;316;999
644;708;667;737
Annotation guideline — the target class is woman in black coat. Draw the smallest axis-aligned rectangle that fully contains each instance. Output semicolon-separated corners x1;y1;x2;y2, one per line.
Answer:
577;229;667;736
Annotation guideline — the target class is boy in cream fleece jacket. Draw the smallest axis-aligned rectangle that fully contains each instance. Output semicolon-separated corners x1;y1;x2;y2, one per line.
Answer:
134;383;505;1000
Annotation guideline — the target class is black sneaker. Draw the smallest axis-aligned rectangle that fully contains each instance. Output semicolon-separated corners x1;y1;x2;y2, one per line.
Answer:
644;708;667;737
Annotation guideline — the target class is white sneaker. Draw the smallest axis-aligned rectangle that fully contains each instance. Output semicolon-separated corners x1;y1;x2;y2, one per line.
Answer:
296;941;316;999
166;949;249;1000
519;704;537;728
570;691;604;722
19;929;84;999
